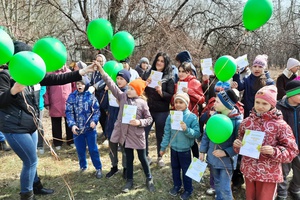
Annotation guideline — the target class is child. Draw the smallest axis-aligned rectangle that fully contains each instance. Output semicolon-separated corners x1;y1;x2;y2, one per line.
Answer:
135;57;151;78
105;69;130;179
233;85;298;200
200;89;243;200
65;80;103;179
160;93;200;200
232;54;274;118
276;80;300;200
95;61;155;193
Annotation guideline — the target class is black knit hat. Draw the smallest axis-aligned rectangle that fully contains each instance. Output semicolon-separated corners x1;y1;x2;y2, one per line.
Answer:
217;89;238;110
13;41;32;54
286;80;300;97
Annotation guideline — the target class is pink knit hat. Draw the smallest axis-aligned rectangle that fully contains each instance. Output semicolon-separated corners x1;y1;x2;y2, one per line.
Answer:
255;85;278;107
253;54;268;68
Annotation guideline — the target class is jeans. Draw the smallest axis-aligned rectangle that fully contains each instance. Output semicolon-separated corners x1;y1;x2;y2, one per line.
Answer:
109;141;126;168
0;131;5;142
125;148;151;180
73;129;102;170
171;149;193;193
37;109;44;148
145;111;169;157
4;131;39;193
51;117;73;146
211;168;233;200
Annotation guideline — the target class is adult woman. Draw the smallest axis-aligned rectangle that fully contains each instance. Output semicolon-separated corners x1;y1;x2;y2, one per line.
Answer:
142;52;175;167
0;41;93;200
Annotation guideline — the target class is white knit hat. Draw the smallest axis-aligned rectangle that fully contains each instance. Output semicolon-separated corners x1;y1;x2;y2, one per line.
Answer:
287;58;300;70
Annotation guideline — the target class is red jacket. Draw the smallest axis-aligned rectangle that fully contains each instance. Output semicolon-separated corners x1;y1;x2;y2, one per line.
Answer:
172;75;205;116
234;108;299;183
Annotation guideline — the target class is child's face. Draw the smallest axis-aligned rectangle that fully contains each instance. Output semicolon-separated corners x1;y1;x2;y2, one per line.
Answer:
174;99;187;111
288;94;300;106
214;97;227;112
254;98;272;114
251;65;264;77
141;62;148;70
76;82;85;93
116;76;127;88
290;66;299;73
127;86;138;98
178;67;189;80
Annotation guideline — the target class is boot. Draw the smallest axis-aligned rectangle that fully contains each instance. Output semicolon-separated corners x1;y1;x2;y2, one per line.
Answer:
20;191;35;200
0;141;11;151
33;179;54;195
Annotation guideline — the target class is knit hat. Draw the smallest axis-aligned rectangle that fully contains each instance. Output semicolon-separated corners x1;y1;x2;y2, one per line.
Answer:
217;89;238;110
253;54;268;68
174;93;190;107
128;79;147;96
214;81;231;92
139;57;149;65
255;85;278;107
14;41;32;54
117;69;131;83
287;58;300;70
76;61;87;69
285;80;300;98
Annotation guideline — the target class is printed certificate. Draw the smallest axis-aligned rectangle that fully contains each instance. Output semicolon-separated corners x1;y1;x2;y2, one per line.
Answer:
239;129;265;159
122;104;137;124
186;157;208;182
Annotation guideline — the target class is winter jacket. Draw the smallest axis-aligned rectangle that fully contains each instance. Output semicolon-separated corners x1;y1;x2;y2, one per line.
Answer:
201;75;219;104
233;71;274;117
142;65;175;113
200;110;243;170
234;108;299;183
172;75;205;116
65;90;100;133
135;64;151;79
44;67;73;117
0;68;83;134
277;98;300;148
90;71;108;110
276;69;297;100
161;109;200;152
102;73;153;149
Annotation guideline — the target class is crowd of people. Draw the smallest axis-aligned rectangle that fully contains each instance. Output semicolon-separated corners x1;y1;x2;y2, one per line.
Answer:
1;43;300;200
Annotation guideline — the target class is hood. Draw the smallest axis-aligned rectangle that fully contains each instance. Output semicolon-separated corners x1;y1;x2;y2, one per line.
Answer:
250;107;283;121
176;50;192;63
181;75;196;82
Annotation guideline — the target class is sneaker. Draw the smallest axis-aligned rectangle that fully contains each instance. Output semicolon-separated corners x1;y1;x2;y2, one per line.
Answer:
122;179;133;193
79;168;87;173
147;156;153;165
206;188;215;195
169;186;181;196
180;191;192;200
37;147;44;155
106;166;119;178
55;146;61;150
95;169;102;179
102;139;109;146
123;168;127;179
0;141;11;151
146;178;155;192
157;157;165;167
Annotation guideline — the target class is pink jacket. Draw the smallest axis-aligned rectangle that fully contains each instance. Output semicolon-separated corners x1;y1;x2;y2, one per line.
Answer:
102;74;153;149
44;66;73;117
234;108;299;183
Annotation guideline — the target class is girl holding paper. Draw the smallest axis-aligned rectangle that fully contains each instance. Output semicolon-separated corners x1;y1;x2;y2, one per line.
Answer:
94;61;155;193
233;85;298;200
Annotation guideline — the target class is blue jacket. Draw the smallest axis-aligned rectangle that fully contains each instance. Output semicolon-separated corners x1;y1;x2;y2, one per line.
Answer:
233;71;274;117
161;109;200;152
65;90;100;133
200;110;243;169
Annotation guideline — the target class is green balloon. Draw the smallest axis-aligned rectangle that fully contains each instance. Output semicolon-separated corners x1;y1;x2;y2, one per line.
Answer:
206;114;233;144
9;51;46;86
0;29;14;65
87;18;113;49
103;60;123;82
33;37;67;72
110;31;135;61
243;0;273;31
214;55;237;82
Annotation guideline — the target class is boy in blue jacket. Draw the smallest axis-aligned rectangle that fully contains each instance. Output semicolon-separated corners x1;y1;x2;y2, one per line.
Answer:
160;93;200;200
199;89;243;200
66;80;103;179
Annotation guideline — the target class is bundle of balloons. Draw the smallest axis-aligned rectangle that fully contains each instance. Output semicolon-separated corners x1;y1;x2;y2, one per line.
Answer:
87;18;135;81
0;29;68;85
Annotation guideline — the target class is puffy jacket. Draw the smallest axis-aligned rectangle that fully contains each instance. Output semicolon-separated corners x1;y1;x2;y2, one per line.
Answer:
90;71;108;110
276;70;297;100
160;109;200;152
234;108;299;183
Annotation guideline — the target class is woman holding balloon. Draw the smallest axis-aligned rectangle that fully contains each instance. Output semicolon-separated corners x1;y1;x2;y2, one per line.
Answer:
0;41;94;200
142;52;175;167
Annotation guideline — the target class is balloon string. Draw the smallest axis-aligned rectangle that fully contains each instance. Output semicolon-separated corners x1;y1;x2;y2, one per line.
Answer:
233;30;249;54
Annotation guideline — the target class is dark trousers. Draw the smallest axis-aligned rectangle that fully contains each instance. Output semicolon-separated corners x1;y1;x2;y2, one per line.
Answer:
51;117;73;146
191;140;199;158
125;148;151;180
99;108;107;135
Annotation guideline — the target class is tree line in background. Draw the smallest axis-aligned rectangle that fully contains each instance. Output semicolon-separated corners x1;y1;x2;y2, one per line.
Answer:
0;0;299;69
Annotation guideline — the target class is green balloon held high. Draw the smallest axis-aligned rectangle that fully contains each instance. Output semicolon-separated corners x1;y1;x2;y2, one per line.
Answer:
103;60;123;82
